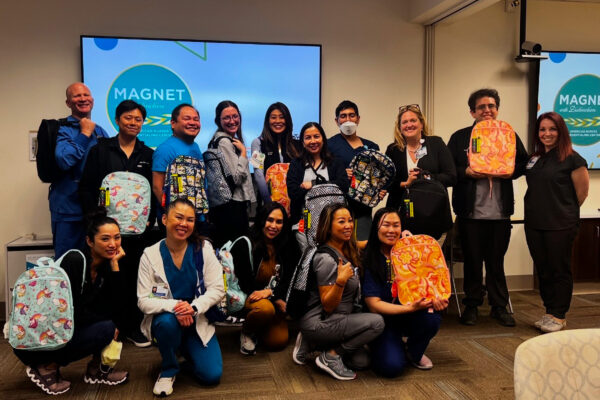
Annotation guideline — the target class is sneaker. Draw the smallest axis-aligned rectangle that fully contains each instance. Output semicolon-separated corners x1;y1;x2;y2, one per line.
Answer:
411;354;434;370
84;360;129;385
240;332;257;355
459;306;478;326
490;307;516;327
534;314;552;329
540;316;566;333
292;332;310;365
127;329;152;348
26;366;71;395
153;375;175;397
215;315;245;327
315;352;356;381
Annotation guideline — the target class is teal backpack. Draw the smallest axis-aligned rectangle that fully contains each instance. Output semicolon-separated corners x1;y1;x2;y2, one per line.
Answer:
217;237;253;315
99;171;151;235
7;250;86;351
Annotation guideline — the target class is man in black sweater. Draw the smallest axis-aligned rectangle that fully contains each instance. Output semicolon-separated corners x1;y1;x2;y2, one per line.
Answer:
447;89;528;327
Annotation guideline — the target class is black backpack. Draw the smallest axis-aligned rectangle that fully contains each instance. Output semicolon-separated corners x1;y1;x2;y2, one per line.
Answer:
399;175;452;239
36;118;74;183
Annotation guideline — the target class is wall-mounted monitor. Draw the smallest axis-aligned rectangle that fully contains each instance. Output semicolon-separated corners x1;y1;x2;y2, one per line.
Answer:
81;36;321;153
538;51;600;169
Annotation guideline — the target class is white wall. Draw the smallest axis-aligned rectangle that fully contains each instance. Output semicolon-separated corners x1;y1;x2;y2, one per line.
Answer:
0;0;423;302
433;0;600;283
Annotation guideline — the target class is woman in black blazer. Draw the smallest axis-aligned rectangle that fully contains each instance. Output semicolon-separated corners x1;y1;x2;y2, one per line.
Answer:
385;105;456;235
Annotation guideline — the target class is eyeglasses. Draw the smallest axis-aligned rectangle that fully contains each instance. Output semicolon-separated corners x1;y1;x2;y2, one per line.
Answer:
398;104;421;113
221;114;240;123
475;103;497;111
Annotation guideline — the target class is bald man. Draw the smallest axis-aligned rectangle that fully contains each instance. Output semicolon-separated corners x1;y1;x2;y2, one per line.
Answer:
50;82;109;257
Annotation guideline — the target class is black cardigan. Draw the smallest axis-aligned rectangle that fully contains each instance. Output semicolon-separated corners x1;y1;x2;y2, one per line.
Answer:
60;251;124;327
385;135;457;210
446;124;528;218
286;157;350;224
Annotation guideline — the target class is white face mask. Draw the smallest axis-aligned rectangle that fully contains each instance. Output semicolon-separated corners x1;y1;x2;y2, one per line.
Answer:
340;121;357;136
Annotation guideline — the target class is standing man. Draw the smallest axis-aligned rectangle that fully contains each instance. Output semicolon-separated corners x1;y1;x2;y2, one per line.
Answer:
151;104;202;220
328;100;381;240
51;82;108;258
447;88;527;327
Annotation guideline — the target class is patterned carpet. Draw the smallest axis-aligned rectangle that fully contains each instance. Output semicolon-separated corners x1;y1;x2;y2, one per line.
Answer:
1;290;599;399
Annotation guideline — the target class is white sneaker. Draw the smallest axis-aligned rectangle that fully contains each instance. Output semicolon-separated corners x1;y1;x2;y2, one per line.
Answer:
240;332;257;355
292;332;309;365
153;375;175;397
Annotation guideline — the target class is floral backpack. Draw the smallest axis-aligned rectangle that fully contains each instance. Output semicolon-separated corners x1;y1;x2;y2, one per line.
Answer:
163;156;210;218
265;163;291;215
7;250;85;350
469;119;516;176
389;234;450;304
99;171;151;235
348;150;396;207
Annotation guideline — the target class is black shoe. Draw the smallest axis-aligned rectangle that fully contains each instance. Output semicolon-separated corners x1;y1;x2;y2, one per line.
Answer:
459;306;478;325
490;307;516;327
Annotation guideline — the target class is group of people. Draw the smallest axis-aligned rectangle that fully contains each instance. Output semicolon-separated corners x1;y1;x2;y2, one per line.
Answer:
17;82;589;396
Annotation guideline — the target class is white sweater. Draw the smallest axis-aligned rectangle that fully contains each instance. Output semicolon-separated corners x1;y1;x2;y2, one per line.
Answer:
137;240;225;346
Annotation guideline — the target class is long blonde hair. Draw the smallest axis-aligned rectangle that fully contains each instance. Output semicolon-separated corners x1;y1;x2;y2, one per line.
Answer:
393;105;431;151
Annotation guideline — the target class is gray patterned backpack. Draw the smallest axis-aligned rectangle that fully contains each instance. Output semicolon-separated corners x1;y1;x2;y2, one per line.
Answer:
302;183;346;247
203;136;236;207
286;184;346;319
348;149;396;207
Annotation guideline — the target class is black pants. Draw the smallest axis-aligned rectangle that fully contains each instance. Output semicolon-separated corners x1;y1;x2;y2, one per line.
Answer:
525;225;579;319
14;320;114;367
458;218;511;308
209;201;249;248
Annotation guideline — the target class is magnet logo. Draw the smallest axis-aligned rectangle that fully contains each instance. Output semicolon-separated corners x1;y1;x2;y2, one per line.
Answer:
107;64;193;148
554;74;600;146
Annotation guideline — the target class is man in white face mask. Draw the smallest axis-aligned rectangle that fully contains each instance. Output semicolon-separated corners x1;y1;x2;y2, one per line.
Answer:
328;100;383;240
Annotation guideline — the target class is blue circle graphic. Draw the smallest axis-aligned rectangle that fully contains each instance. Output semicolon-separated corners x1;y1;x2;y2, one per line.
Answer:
549;52;566;63
94;38;118;51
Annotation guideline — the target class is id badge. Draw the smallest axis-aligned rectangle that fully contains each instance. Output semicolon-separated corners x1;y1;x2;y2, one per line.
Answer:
415;146;427;160
152;283;169;298
526;155;540;170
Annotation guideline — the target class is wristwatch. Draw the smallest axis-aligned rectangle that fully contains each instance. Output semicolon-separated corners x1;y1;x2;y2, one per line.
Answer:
191;305;198;316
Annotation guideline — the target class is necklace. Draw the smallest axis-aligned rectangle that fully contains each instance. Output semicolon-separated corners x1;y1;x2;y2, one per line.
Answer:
407;144;421;153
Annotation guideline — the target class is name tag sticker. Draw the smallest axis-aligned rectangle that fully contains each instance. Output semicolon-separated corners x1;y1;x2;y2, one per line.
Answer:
250;151;265;169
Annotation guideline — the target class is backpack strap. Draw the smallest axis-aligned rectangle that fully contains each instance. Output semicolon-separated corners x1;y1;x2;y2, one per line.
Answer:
55;249;87;295
221;236;254;273
209;135;240;155
192;245;206;298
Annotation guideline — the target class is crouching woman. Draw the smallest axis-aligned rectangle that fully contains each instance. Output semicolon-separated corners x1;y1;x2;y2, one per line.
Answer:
137;199;225;397
363;208;447;377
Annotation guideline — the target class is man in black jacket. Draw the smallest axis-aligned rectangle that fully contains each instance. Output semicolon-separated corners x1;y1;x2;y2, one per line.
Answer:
447;89;528;327
79;100;155;346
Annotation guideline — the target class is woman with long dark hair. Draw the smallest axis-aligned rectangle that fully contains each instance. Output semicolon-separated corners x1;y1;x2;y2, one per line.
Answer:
525;112;589;333
231;202;301;355
286;122;349;249
13;211;129;395
293;203;384;381
362;207;447;377
209;100;255;247
137;199;225;396
251;102;300;205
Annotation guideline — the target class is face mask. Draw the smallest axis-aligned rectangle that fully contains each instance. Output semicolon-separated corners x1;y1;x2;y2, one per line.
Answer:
340;121;357;136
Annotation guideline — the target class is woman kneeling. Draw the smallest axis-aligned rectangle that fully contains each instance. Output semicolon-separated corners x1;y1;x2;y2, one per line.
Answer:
137;199;225;397
363;208;447;377
295;203;384;380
